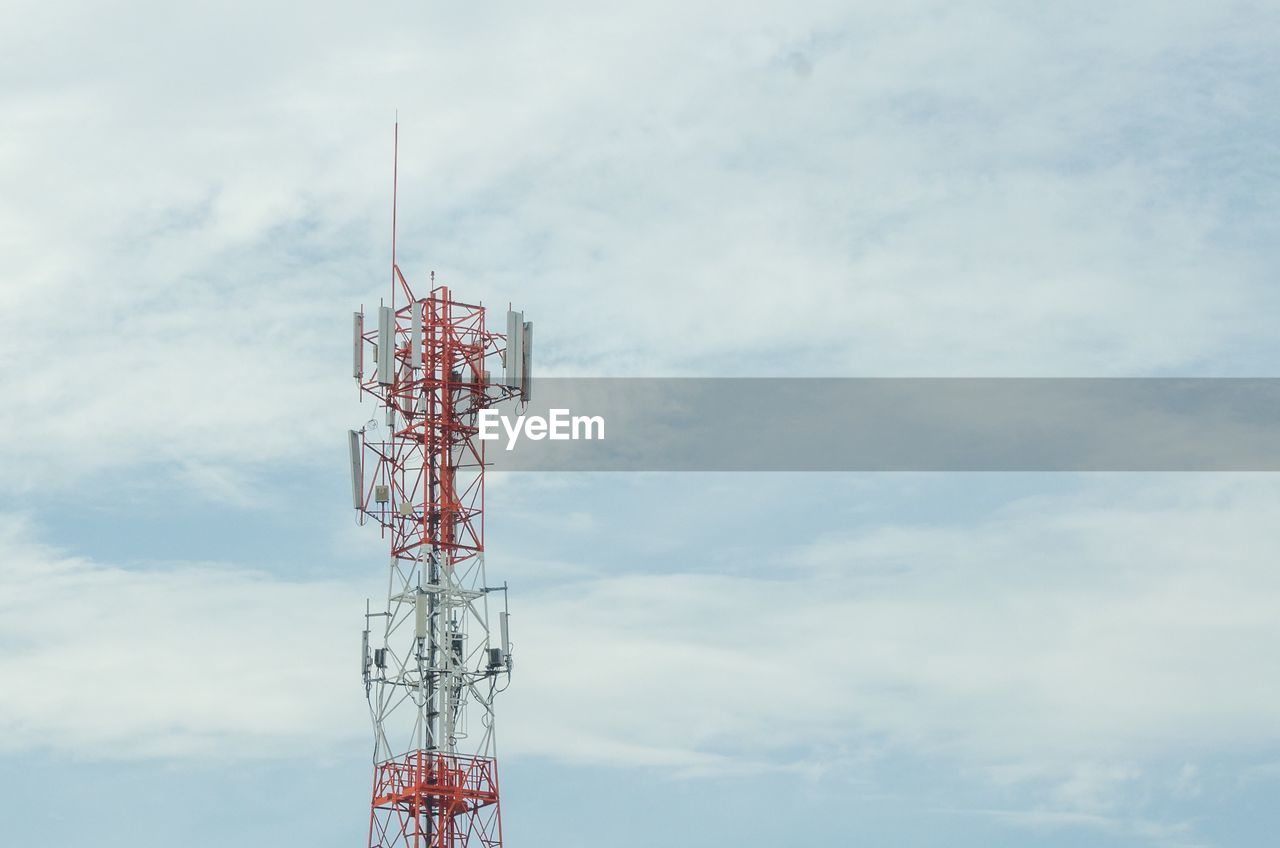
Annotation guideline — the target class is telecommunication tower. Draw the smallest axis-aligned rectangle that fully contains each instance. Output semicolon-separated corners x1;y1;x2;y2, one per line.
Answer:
349;125;531;848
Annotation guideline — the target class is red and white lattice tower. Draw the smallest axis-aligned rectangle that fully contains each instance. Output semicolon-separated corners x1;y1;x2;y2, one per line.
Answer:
349;125;530;848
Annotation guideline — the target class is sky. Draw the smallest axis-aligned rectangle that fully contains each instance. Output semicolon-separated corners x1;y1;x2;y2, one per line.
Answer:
2;2;1280;846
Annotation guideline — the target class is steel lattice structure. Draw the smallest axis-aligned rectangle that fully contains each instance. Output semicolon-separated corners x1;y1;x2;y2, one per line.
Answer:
350;137;527;847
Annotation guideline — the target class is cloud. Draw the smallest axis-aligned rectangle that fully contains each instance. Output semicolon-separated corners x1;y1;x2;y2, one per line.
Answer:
5;3;1280;844
3;473;1280;840
0;513;364;759
496;474;1280;843
2;2;1279;492
509;476;1280;771
983;808;1202;848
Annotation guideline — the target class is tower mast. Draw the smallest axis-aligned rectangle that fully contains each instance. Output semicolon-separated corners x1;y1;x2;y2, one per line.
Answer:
349;125;530;848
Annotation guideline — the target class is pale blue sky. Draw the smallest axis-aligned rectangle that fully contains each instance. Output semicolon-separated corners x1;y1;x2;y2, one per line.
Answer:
3;2;1280;846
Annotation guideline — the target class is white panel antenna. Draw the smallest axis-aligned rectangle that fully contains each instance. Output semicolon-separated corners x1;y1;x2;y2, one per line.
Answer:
348;430;363;509
410;304;422;370
504;310;523;389
520;321;532;400
361;629;371;679
415;592;429;640
377;306;394;385
353;312;364;378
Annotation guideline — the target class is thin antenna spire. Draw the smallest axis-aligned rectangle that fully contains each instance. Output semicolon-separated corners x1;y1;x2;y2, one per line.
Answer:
391;118;399;289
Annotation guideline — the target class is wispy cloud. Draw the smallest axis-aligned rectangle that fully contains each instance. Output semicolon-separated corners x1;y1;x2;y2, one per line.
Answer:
2;2;1279;492
3;474;1279;839
981;807;1203;848
0;513;363;759
4;2;1280;845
